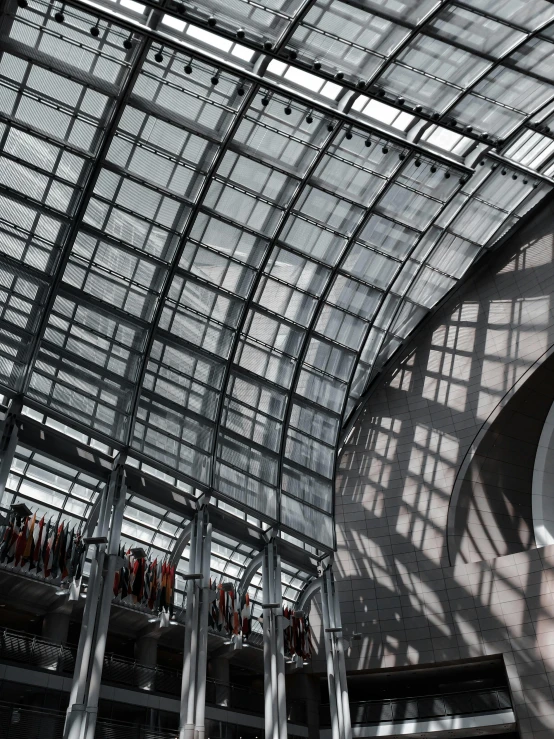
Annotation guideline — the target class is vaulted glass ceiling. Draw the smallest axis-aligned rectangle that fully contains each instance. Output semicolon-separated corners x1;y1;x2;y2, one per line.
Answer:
0;0;552;549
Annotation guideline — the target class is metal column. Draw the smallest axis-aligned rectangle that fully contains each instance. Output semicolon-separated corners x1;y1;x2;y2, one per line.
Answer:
322;566;352;739
178;504;212;739
63;458;126;739
262;537;288;739
0;396;21;504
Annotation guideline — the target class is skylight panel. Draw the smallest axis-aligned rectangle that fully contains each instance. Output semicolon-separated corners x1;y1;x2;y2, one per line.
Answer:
268;59;288;76
232;45;255;63
162;14;186;32
320;81;342;100
120;0;145;13
187;24;233;53
285;66;324;93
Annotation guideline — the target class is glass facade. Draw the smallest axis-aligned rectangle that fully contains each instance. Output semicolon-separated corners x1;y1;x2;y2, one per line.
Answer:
0;0;552;549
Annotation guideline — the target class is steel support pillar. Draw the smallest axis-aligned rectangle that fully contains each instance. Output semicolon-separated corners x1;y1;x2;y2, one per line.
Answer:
262;537;288;739
63;457;126;739
0;396;21;504
179;504;211;739
322;566;352;739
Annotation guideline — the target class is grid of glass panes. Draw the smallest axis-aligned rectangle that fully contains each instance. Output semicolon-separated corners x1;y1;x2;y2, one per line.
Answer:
0;445;103;533
1;0;554;549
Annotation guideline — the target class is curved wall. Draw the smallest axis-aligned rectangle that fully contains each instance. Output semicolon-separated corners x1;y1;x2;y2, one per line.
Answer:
327;196;554;739
449;351;554;565
533;399;554;549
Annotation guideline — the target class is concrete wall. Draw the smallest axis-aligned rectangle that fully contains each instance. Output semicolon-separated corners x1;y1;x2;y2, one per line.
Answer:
330;197;554;739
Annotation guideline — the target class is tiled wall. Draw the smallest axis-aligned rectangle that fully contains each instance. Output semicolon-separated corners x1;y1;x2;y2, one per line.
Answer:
327;198;554;738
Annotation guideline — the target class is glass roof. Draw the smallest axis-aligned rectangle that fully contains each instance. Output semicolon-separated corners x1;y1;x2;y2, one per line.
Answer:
0;430;307;628
0;0;552;549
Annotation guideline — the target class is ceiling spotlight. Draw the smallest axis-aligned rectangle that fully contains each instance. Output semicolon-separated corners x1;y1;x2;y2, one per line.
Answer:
399;152;405;160
432;112;439;120
17;0;28;8
334;71;344;81
397;97;405;105
501;168;507;175
313;60;322;71
237;80;245;96
512;174;517;180
465;125;473;133
207;16;217;27
459;176;467;185
345;128;353;140
90;22;100;37
326;121;334;132
450;118;457;127
444;171;450;178
430;165;437;173
523;178;528;184
378;88;386;97
533;182;538;188
415;159;421;167
176;3;186;14
364;137;371;147
184;58;193;74
496;140;504;150
154;47;164;63
305;110;313;124
123;33;133;50
382;145;389;154
264;40;273;51
356;79;366;90
261;93;270;106
479;160;485;166
288;49;297;60
211;71;220;85
54;5;65;22
415;105;422;113
284;101;292;115
236;28;245;39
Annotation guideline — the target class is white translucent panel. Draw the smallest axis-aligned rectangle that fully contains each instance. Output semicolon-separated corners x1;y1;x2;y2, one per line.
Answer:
180;244;256;298
265;248;330;295
296;367;347;413
462;0;554;30
214;462;278;520
429;6;525;57
218;433;277;486
281;494;333;548
285;428;334;478
398;34;489;88
281;215;347;265
288;402;340;447
358;214;419;259
475;67;553;115
304;337;355;381
315;305;366;350
192;212;269;268
342;244;399;292
512;38;554;79
377;185;441;231
449;95;524;138
449;199;506;245
427;235;481;279
378;64;459;111
407;267;455;309
255;277;318;326
327;272;382;319
296;186;364;234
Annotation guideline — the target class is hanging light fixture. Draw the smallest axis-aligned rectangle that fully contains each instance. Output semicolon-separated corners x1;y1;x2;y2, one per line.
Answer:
305;110;313;124
211;69;220;86
184;58;193;74
54;4;65;22
123;33;133;50
154;46;164;63
284;100;292;115
90;20;100;37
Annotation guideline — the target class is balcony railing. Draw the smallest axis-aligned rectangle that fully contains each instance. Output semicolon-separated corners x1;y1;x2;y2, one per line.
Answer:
0;628;306;724
320;686;513;727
